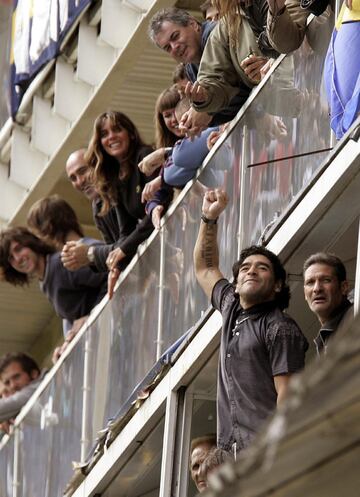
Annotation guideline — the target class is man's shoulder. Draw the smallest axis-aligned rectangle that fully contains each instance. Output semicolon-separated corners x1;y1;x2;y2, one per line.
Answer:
266;307;302;335
265;308;306;342
212;278;237;315
201;20;216;43
266;307;301;328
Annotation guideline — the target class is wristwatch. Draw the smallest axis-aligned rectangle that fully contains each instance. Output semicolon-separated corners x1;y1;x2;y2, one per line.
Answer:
87;245;95;264
201;214;218;225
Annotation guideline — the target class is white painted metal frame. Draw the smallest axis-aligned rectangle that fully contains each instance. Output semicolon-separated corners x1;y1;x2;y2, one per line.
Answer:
354;218;360;315
71;311;222;497
267;139;360;260
159;390;179;497
156;226;166;360
81;332;92;462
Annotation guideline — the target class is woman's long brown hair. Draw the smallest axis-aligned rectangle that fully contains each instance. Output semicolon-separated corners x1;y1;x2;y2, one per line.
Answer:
213;0;242;48
154;86;181;149
85;111;148;216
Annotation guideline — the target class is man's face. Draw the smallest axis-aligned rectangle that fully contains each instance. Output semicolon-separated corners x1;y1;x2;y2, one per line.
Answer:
66;154;96;201
0;361;38;395
304;263;348;325
205;6;219;22
236;254;280;309
8;241;40;276
154;20;202;64
190;443;214;492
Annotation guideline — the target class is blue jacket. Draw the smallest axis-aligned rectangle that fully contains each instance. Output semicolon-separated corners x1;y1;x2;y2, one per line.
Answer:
163;127;218;187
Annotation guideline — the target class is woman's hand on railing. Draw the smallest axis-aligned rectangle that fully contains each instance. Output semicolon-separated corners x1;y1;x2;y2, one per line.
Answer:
151;205;164;230
141;176;162;203
206;123;229;150
51;319;87;364
138;148;166;176
106;247;126;299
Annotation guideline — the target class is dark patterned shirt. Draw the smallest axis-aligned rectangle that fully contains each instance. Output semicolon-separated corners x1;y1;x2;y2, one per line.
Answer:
212;279;308;452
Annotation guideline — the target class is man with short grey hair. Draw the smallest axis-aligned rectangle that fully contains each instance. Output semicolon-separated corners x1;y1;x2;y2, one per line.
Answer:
148;7;251;133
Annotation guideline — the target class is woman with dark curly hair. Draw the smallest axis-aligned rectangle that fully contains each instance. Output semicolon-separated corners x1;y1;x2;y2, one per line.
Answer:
0;227;107;360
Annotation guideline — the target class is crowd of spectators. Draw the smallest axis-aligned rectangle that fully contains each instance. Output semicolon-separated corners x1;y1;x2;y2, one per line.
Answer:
0;0;357;492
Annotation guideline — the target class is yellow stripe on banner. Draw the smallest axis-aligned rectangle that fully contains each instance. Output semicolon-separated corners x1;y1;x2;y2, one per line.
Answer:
336;1;360;30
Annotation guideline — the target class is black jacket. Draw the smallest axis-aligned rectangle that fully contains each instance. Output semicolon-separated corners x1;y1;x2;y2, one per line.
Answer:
92;145;172;271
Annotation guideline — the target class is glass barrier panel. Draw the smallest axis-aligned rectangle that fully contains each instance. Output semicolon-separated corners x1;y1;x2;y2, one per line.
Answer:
228;14;335;246
84;237;161;446
0;435;14;497
101;415;165;497
17;333;85;496
161;134;243;347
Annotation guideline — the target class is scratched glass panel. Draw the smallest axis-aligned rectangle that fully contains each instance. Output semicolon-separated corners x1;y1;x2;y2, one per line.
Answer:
84;236;160;448
161;131;243;348
236;13;335;246
17;335;85;497
0;435;14;497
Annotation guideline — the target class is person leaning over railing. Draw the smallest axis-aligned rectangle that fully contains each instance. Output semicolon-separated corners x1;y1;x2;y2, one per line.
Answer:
62;112;173;299
0;227;107;362
148;7;267;136
180;0;309;132
139;96;221;206
27;194;109;360
200;0;220;22
0;353;47;431
136;86;184;214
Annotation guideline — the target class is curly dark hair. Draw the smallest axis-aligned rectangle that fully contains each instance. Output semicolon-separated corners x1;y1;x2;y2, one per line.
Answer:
85;111;149;216
232;245;290;310
0;352;40;377
0;226;55;286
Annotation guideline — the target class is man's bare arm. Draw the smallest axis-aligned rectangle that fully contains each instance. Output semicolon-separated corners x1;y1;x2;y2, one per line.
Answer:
193;189;228;299
274;373;292;405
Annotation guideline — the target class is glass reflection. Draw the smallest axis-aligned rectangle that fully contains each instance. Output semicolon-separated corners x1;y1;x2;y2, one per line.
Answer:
0;12;337;495
0;436;14;497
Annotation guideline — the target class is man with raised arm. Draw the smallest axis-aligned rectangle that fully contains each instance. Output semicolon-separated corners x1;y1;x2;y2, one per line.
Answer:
193;189;308;453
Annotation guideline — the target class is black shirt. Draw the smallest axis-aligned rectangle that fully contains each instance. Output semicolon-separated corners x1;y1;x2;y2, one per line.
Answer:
314;299;353;356
212;279;308;451
91;145;172;272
